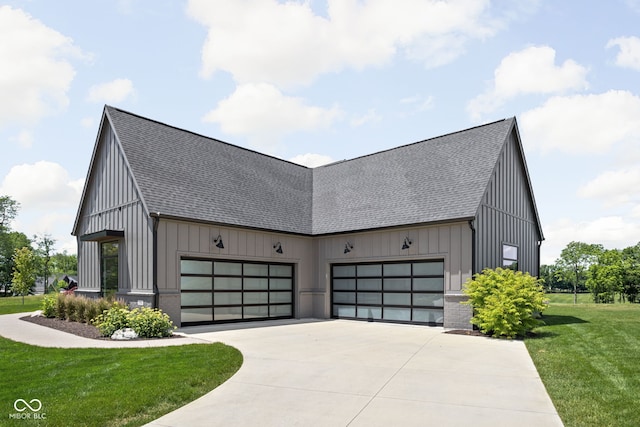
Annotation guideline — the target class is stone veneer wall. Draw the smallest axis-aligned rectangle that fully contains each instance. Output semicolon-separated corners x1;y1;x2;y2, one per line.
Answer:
444;294;473;330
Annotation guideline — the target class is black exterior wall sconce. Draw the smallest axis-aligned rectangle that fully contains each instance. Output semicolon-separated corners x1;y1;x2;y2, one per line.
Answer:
344;242;354;254
213;235;224;249
273;242;283;254
401;237;412;250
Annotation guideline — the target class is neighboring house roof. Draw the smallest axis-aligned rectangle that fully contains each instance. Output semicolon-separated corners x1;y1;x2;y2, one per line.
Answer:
74;106;540;237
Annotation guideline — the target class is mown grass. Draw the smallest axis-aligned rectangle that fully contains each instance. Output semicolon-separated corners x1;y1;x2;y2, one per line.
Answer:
526;300;640;427
544;292;593;304
0;336;242;426
0;294;45;314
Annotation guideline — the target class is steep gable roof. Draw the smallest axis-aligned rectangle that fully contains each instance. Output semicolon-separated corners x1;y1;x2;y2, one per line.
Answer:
312;119;514;234
105;106;313;234
78;107;530;237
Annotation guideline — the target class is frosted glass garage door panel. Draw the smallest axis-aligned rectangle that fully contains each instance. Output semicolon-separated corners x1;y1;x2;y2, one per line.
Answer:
244;292;269;304
270;265;292;277
333;292;356;304
333;305;356;317
333;279;356;290
181;308;212;323
244;264;268;276
384;264;411;276
357;292;381;305
181;292;212;306
357;264;381;277
181;260;212;275
413;308;444;323
181;276;212;290
358;279;382;290
270;291;291;303
244;278;268;290
413;278;444;291
214;262;242;276
383;307;411;321
413;262;444;276
384;278;411;291
384;293;411;306
214;292;242;305
270;305;292;317
270;279;292;290
244;306;268;318
333;265;355;277
214;277;242;290
357;306;381;319
214;306;242;321
414;294;444;307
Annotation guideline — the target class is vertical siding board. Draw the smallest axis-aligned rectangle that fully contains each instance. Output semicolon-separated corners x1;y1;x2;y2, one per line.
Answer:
450;225;461;290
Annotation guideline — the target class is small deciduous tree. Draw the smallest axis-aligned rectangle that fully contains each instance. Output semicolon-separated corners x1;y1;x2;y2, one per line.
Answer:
557;241;603;304
12;247;37;304
34;233;56;294
0;196;19;232
463;268;547;338
586;249;623;303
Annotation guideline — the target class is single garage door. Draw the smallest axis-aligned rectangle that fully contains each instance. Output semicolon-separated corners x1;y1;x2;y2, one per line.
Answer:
331;260;444;325
180;258;294;325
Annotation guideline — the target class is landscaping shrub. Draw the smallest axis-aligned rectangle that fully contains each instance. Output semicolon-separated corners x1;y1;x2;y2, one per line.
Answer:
84;298;100;324
41;295;57;318
65;296;78;321
92;304;176;338
463;267;547;338
91;302;129;337
127;307;176;338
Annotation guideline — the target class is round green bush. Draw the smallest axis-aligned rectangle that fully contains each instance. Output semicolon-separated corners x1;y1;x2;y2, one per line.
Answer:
463;267;547;338
127;307;176;338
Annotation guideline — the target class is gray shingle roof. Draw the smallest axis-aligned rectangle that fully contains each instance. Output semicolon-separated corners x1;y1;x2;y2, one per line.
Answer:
106;107;313;234
104;106;514;235
312;119;514;234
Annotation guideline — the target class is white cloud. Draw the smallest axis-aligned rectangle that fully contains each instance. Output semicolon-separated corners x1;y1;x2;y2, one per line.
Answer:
542;216;640;264
9;130;34;149
607;36;640;71
520;90;640;154
288;153;335;168
187;0;501;87
203;83;343;150
87;78;134;104
0;161;83;210
468;45;588;120
0;6;79;127
81;117;94;128
578;168;640;207
350;109;382;127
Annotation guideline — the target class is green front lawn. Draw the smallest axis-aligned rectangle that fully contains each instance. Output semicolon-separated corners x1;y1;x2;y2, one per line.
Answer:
0;294;45;314
526;302;640;427
0;337;242;426
544;292;594;305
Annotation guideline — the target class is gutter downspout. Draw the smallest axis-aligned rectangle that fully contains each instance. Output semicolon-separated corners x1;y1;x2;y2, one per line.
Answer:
468;219;476;276
152;213;160;309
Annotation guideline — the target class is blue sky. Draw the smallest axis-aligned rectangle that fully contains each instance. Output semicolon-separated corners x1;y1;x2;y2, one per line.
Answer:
1;0;639;265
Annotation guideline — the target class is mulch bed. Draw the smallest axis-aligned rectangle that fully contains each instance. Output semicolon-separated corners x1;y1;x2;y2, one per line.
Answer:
20;316;181;340
444;329;487;337
21;315;105;339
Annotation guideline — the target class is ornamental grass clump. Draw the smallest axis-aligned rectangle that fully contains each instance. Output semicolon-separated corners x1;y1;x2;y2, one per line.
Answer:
463;267;547;338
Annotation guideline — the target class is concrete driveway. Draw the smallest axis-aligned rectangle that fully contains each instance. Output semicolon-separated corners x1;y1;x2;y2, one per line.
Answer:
147;319;562;427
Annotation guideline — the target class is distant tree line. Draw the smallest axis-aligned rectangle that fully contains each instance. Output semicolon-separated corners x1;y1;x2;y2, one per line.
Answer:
540;241;640;304
0;195;77;298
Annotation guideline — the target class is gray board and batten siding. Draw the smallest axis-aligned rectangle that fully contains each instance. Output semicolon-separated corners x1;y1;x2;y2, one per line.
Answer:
72;106;543;328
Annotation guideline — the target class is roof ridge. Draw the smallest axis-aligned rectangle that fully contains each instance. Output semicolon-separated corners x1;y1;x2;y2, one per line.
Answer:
104;105;311;170
315;118;512;169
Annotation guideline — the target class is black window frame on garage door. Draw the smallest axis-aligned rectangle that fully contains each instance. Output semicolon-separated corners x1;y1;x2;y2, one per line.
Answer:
180;258;295;326
331;260;444;326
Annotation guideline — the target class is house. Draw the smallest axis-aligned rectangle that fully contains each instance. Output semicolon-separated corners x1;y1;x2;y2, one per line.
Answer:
72;106;543;329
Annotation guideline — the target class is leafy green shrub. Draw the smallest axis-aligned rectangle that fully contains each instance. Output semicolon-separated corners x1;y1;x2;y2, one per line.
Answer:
56;294;67;320
463;268;547;338
41;294;58;318
127;307;176;338
91;302;129;337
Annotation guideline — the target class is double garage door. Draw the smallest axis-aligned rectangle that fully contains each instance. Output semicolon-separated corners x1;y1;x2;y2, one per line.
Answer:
180;258;294;325
331;260;444;325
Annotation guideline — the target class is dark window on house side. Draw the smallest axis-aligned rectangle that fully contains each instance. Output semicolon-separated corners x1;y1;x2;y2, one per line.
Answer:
101;241;119;297
502;244;518;270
